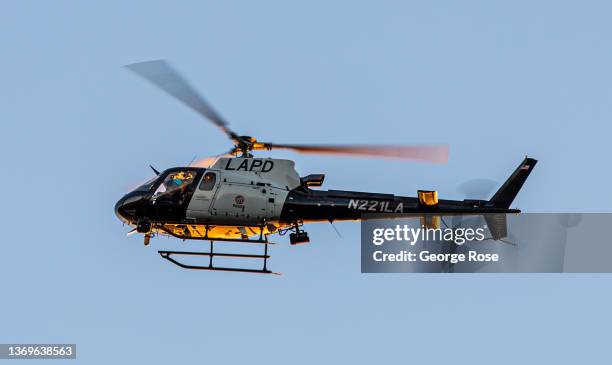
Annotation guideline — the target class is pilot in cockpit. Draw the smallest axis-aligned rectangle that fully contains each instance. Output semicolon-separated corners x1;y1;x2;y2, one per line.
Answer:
153;171;195;205
162;172;193;190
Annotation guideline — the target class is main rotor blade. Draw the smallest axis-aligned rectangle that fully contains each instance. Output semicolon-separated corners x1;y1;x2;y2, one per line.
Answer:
124;60;239;140
190;149;235;168
270;144;449;163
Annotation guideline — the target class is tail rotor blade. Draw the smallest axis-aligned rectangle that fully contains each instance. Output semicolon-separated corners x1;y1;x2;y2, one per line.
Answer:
457;178;497;199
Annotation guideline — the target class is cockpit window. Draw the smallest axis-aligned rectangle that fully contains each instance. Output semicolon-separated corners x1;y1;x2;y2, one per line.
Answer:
199;172;217;191
153;171;196;198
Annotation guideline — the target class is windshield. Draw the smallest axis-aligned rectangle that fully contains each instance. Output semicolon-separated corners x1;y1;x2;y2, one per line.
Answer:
153;171;196;196
150;170;198;208
133;176;158;192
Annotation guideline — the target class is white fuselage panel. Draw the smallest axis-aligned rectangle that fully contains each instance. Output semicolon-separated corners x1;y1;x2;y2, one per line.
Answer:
186;158;298;225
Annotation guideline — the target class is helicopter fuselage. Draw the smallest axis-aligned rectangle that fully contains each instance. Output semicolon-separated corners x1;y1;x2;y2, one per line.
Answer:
118;60;536;272
115;157;528;242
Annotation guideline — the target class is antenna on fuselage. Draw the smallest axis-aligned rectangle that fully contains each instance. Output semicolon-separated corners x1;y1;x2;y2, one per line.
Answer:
329;219;343;239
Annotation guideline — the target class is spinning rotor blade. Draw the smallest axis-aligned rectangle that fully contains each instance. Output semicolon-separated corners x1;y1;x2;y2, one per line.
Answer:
190;149;236;168
125;60;449;162
457;178;497;199
125;60;240;140
269;144;449;163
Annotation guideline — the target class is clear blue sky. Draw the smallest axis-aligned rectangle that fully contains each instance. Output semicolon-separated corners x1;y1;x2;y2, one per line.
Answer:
1;1;611;364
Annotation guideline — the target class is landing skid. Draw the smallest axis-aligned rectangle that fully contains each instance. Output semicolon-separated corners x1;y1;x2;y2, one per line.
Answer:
158;240;279;275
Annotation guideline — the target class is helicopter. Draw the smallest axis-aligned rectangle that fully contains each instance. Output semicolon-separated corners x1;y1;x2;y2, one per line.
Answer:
115;60;537;274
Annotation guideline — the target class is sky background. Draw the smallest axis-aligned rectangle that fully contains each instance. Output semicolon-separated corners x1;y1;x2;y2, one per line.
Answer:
1;1;611;363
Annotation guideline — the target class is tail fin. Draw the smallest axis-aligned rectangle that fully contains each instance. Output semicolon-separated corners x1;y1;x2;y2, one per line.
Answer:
489;157;537;208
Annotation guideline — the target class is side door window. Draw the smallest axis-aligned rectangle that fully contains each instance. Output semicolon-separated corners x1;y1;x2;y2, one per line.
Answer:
199;172;217;191
187;172;219;216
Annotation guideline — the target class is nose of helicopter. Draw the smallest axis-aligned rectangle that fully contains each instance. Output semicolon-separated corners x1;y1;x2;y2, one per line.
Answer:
114;191;147;224
114;196;131;224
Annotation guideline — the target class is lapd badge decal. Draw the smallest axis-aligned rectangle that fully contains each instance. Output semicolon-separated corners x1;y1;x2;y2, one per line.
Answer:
232;194;246;212
235;195;245;205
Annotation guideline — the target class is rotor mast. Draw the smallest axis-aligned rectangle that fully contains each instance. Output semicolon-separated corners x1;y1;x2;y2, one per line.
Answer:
231;136;272;158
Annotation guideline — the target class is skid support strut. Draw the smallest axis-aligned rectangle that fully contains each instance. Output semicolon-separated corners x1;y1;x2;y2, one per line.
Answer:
158;226;279;274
